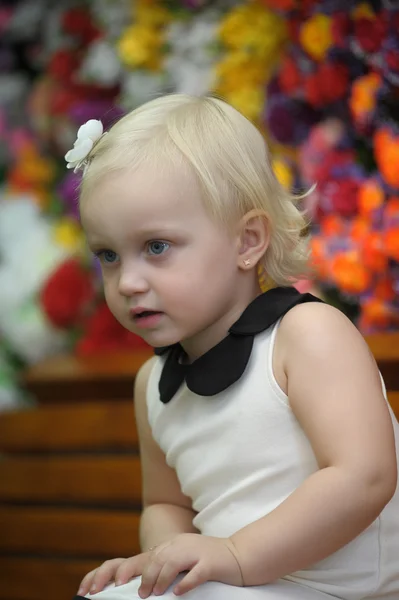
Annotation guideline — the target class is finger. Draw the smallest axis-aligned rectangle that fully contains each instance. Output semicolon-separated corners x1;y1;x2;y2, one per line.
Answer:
87;559;126;595
153;560;185;596
77;569;98;596
174;564;209;596
115;554;149;586
138;555;164;599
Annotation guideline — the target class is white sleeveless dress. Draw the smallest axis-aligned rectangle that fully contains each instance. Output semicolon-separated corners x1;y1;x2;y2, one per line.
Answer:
85;321;399;600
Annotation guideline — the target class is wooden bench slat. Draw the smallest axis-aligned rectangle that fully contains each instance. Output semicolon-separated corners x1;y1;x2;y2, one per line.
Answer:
0;506;140;557
0;456;142;504
0;557;99;600
0;402;137;452
22;350;153;402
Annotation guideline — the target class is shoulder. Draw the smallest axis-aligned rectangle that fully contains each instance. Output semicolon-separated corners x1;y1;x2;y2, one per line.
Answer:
278;300;370;362
272;301;377;397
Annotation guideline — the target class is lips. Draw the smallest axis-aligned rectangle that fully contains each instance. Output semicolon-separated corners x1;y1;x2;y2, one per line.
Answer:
130;309;163;321
130;309;164;330
134;310;160;319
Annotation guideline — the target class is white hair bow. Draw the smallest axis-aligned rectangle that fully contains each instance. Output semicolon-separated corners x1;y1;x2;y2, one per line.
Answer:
65;119;104;173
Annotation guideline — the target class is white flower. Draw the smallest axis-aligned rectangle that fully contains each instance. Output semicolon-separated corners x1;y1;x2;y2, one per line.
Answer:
93;0;131;39
0;300;67;365
121;72;165;110
64;119;104;172
164;11;219;95
79;40;122;86
0;197;70;312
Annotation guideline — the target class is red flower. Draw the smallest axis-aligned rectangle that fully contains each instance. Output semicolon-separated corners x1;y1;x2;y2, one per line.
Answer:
260;0;297;9
76;303;150;355
331;12;352;48
62;8;101;45
327;179;360;217
41;259;96;329
386;48;399;74
304;72;324;107
279;55;302;95
49;87;84;115
48;50;81;82
320;62;349;102
354;15;386;54
304;63;349;107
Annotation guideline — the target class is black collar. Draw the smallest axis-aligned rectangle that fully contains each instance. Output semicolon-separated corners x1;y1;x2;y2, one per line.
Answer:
154;286;323;404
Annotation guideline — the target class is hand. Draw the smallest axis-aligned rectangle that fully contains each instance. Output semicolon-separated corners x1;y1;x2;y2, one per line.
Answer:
77;553;149;597
138;534;243;597
77;534;243;597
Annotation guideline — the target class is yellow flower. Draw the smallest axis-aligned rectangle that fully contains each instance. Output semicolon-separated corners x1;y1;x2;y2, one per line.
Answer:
117;24;163;70
135;2;170;28
53;219;85;253
215;53;271;94
272;157;294;190
300;14;333;61
223;86;265;123
352;3;375;19
219;5;286;59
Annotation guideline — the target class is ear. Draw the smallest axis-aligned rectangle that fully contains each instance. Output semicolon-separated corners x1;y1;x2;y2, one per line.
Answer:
237;209;270;271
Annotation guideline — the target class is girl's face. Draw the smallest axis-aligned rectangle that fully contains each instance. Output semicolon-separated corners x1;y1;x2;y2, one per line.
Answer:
80;163;256;358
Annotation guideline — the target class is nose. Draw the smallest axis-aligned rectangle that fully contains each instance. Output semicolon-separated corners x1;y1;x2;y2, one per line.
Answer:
118;265;149;297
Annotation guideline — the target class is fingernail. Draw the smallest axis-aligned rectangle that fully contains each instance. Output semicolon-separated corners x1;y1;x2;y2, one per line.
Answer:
90;586;96;594
116;580;122;587
77;589;84;596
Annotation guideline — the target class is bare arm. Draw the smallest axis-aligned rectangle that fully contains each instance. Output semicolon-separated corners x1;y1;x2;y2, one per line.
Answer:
230;303;397;585
135;357;198;551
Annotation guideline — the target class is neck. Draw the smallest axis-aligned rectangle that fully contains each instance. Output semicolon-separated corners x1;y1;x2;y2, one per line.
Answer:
180;279;263;362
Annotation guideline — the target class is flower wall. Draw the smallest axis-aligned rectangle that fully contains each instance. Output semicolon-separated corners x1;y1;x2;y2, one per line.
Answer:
0;0;398;409
262;0;399;332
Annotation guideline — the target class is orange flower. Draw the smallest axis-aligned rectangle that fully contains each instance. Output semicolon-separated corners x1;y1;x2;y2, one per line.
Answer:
310;237;329;279
374;128;399;189
331;252;371;294
357;178;385;216
384;227;399;261
362;232;387;272
349;216;370;242
349;72;381;126
384;197;399;230
385;197;399;218
320;215;345;237
374;277;396;302
361;298;393;329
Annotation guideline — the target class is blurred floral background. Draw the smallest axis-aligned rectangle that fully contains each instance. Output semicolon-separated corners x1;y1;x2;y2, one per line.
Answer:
1;0;398;410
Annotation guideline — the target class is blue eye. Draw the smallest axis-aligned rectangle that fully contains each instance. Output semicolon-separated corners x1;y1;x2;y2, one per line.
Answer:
147;241;170;256
95;250;119;264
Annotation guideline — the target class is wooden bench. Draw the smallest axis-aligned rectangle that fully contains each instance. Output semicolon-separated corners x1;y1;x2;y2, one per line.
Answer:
0;350;152;600
0;335;398;600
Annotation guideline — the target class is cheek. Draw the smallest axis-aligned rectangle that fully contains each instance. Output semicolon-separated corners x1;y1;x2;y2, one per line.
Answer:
102;276;120;306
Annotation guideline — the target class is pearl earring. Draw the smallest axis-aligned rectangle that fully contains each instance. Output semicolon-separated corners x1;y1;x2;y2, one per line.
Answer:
244;259;251;267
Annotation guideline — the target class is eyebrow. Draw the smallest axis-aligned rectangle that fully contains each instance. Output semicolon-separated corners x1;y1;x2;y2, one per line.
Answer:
86;226;185;246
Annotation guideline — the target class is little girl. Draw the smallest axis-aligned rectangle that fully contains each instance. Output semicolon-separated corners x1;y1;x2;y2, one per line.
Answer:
67;94;399;600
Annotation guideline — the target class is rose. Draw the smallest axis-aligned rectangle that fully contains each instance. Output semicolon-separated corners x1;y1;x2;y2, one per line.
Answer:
40;259;96;329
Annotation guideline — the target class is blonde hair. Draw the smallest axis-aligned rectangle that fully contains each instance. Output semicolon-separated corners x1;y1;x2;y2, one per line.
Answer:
80;94;310;286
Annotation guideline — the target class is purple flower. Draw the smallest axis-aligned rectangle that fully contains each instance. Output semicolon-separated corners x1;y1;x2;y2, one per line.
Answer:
180;0;207;8
57;171;82;220
68;101;125;130
264;95;320;146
